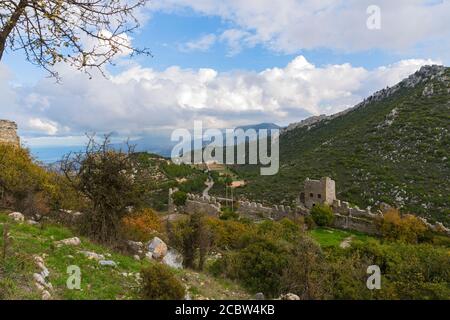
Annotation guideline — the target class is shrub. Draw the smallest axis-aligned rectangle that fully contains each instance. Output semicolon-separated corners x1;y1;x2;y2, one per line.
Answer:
210;238;290;297
0;144;63;215
310;204;334;227
61;135;146;243
172;191;187;206
281;236;330;300
121;208;162;242
204;217;252;250
350;240;450;299
141;264;185;300
219;207;239;220
21;191;51;220
304;215;316;230
256;218;302;243
377;209;428;243
168;212;212;270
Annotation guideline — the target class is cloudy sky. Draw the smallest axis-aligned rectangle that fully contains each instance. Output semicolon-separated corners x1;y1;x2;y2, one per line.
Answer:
1;0;449;151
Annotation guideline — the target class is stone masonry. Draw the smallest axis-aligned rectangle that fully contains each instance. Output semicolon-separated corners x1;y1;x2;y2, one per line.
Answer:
300;177;336;209
0;120;20;147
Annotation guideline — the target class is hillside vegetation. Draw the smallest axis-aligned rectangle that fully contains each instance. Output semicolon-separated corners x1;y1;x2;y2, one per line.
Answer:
234;66;450;224
0;212;250;300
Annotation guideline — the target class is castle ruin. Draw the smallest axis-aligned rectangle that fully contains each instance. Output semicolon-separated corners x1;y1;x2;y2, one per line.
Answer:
300;177;336;208
0;120;20;147
169;177;450;236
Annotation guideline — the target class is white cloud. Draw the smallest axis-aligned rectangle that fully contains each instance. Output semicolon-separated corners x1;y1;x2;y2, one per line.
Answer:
28;118;59;135
149;0;450;56
180;34;217;52
219;29;254;56
0;56;440;146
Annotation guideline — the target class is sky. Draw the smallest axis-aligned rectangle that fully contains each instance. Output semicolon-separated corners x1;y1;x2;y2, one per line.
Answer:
1;0;450;156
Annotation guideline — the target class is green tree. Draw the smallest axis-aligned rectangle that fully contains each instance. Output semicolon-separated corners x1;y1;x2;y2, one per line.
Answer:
280;236;330;299
168;212;212;270
310;204;334;227
377;209;428;243
172;191;187;206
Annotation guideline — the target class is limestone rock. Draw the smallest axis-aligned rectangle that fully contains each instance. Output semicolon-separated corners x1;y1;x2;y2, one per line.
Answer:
280;293;300;300
147;237;168;259
42;290;52;300
126;240;144;254
99;260;117;267
162;249;183;269
8;212;24;222
79;250;105;261
55;237;81;247
254;292;265;300
33;273;47;286
0;120;20;146
145;252;153;261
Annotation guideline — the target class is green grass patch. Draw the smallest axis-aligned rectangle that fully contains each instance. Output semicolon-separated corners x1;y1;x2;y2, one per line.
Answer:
0;212;153;300
308;227;372;248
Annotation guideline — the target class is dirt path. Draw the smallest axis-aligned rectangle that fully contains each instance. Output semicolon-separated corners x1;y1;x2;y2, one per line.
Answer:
339;236;353;249
202;178;214;197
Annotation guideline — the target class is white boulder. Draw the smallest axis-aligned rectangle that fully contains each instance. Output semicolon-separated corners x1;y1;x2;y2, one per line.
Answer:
42;290;52;300
145;252;153;261
147;237;168;259
55;237;81;247
162;249;183;269
280;293;300;300
79;250;105;261
99;260;117;267
8;212;24;222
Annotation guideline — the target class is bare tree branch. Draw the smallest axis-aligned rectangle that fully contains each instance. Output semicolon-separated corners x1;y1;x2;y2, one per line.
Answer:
0;0;151;80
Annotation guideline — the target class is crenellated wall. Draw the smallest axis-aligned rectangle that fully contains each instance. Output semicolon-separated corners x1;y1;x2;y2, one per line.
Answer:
170;183;450;236
330;199;450;236
184;193;221;216
236;200;309;220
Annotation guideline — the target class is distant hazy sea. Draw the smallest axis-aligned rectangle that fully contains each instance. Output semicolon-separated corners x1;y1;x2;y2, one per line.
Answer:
29;146;85;164
29;145;172;164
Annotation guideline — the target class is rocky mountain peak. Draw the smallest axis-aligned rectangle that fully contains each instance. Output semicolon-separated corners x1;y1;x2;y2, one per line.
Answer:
282;65;449;134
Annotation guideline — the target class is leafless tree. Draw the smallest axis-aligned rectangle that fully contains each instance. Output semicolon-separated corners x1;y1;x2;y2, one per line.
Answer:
0;0;151;79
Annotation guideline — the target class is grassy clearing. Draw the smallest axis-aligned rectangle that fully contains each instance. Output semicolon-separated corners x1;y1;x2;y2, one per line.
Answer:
308;227;372;248
0;213;150;299
0;212;251;300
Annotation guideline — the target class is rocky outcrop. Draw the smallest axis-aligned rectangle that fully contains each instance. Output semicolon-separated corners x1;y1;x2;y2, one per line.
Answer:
282;65;449;134
283;114;329;133
147;237;168;260
0;120;20;147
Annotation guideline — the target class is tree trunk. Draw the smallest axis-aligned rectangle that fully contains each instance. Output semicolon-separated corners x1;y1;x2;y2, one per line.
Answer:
0;0;28;61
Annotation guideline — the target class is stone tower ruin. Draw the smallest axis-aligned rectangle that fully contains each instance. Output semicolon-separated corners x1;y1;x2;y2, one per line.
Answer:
0;120;20;147
300;177;336;208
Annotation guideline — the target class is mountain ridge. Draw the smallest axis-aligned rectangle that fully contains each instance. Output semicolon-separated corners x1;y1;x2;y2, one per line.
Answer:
232;65;450;225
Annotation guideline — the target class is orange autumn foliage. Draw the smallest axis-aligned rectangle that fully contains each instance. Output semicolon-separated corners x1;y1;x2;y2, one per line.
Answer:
121;208;162;242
